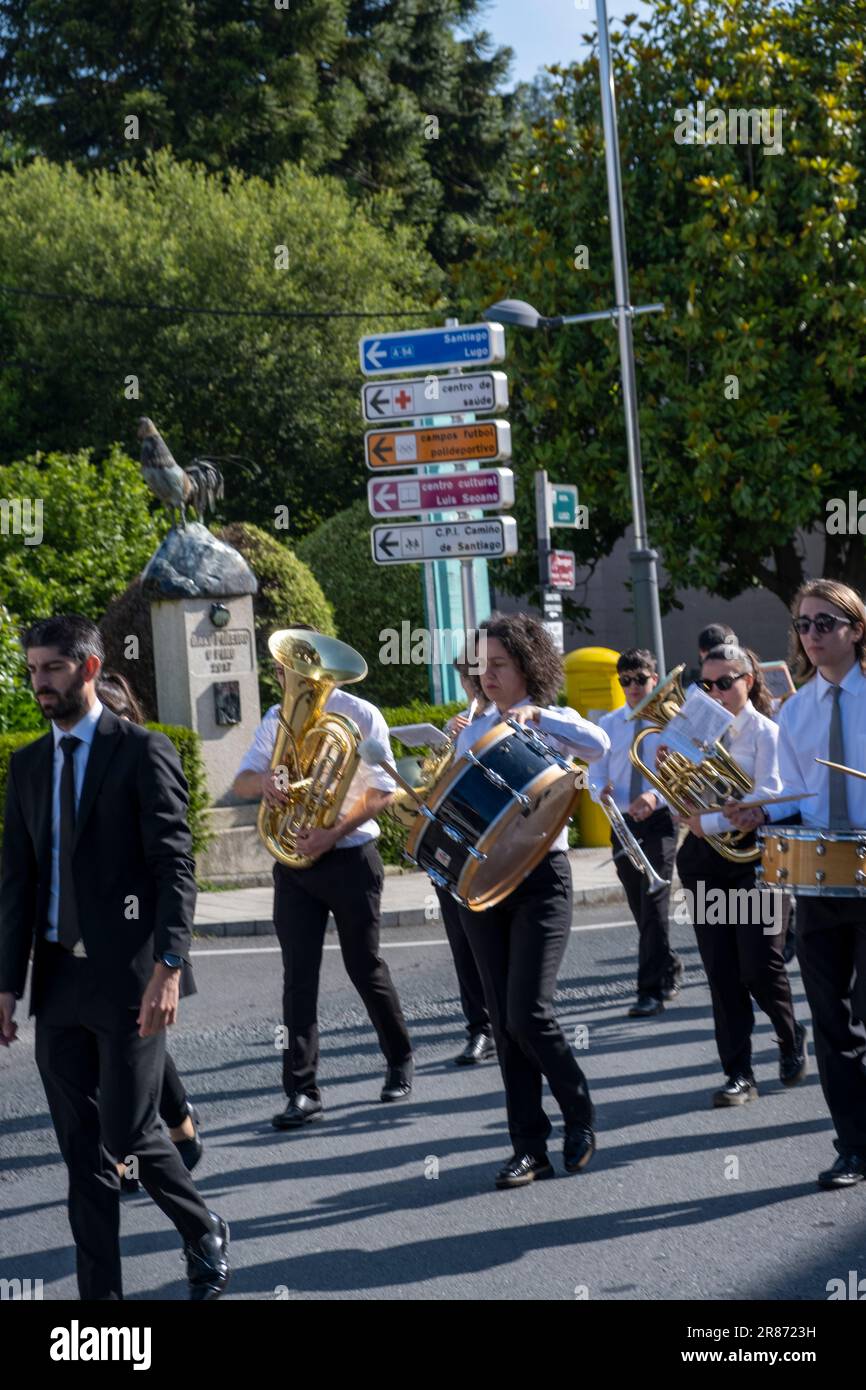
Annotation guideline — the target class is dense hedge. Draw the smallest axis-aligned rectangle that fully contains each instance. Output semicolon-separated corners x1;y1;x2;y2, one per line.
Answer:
0;723;212;857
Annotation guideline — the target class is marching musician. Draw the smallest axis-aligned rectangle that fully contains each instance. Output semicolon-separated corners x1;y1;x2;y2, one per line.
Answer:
735;580;866;1188
454;613;610;1189
438;658;496;1066
589;648;682;1017
676;643;806;1108
231;628;414;1128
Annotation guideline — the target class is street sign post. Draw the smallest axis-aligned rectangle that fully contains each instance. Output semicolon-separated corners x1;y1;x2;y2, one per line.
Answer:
371;517;518;565
360;322;506;376
547;484;587;529
368;468;514;518
361;371;509;423
548;550;576;590
365;420;511;471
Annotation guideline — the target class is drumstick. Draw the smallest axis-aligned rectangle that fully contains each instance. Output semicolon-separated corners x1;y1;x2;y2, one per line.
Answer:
358;737;425;804
693;792;816;815
467;697;478;721
815;757;866;782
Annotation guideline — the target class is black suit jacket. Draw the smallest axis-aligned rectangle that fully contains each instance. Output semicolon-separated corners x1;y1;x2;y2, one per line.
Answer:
0;708;197;1014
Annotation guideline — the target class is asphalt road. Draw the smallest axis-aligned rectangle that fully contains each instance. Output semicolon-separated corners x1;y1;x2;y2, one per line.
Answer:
2;905;865;1301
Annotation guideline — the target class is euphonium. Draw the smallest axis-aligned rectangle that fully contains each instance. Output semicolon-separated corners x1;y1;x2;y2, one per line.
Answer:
388;740;457;831
257;628;368;869
627;663;758;864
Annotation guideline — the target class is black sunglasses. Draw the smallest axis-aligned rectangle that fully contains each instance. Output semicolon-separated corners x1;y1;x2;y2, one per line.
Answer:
618;674;652;689
792;613;851;636
700;673;748;693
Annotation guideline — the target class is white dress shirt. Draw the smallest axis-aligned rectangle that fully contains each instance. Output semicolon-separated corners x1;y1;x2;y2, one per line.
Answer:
769;663;866;829
701;700;782;836
237;688;396;847
587;705;669;813
46;697;104;940
453;697;610;853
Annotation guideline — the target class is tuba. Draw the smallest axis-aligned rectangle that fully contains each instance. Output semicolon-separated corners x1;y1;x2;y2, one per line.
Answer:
627;664;758;863
257;629;367;868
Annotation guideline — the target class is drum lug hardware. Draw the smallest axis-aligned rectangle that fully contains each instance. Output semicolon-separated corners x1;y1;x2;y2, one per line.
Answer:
857;841;866;859
466;847;487;862
776;868;789;882
856;870;866;885
815;870;826;884
427;868;450;891
755;866;764;881
815;840;826;856
402;851;418;866
442;823;465;845
776;839;788;854
450;892;469;907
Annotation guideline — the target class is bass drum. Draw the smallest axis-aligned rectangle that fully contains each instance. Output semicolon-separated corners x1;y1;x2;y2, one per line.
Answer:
757;825;866;896
405;719;583;911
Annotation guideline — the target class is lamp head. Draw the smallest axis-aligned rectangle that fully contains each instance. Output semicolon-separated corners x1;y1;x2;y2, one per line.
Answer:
481;298;548;330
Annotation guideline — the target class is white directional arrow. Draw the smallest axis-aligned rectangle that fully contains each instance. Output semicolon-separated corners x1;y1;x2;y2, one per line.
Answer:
364;340;387;370
373;483;398;512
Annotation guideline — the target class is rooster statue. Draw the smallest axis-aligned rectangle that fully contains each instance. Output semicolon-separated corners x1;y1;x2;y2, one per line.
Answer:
137;417;225;528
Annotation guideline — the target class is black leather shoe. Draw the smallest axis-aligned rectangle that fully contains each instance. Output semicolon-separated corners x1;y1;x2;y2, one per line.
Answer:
818;1152;866;1189
454;1033;496;1066
494;1152;554;1188
173;1101;204;1172
661;962;684;1001
185;1213;230;1301
779;1022;809;1087
563;1125;596;1174
713;1075;758;1107
272;1094;323;1129
380;1061;414;1102
628;994;664;1018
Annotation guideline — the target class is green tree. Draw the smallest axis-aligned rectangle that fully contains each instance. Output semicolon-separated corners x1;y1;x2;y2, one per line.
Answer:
0;604;42;732
296;498;428;704
455;0;866;612
0;444;167;622
0;0;519;265
0;154;441;534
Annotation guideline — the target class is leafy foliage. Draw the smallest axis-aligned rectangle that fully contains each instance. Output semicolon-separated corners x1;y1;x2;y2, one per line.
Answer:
455;0;866;612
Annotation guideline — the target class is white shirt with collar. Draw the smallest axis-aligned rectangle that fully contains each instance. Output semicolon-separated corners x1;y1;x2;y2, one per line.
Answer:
236;687;396;847
701;699;781;836
587;705;669;814
46;697;104;941
770;663;866;829
453;697;610;854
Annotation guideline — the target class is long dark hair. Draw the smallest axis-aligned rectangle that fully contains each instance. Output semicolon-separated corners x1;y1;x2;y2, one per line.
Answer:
480;613;562;706
97;670;145;724
703;643;773;717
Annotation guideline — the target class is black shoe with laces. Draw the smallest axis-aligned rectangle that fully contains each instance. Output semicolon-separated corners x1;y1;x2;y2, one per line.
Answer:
817;1151;866;1189
184;1213;230;1301
779;1022;808;1087
494;1153;554;1189
713;1075;758;1107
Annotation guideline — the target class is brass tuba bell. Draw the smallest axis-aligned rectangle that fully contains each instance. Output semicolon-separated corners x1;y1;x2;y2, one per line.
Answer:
257;628;368;868
627;663;759;863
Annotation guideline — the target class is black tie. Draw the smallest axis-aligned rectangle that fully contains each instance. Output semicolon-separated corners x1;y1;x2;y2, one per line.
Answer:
58;735;81;950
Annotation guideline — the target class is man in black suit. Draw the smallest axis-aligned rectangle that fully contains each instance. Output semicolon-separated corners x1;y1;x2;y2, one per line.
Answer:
0;615;229;1300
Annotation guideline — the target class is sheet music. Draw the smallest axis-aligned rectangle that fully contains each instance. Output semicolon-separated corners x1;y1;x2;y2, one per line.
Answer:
660;686;734;765
388;723;451;750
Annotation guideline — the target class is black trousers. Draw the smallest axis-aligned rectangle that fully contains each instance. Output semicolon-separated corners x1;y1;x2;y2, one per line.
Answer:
34;946;213;1301
273;842;413;1101
612;806;679;999
159;1051;189;1130
678;832;797;1078
459;851;592;1156
435;885;491;1038
795;896;866;1151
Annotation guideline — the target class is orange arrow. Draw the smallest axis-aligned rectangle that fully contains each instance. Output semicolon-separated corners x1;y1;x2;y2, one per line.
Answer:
365;421;510;470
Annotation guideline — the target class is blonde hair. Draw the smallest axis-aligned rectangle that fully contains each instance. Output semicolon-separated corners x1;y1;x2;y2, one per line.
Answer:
789;579;866;682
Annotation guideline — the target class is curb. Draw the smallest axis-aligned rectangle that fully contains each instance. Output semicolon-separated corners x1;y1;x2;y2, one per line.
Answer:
192;882;627;938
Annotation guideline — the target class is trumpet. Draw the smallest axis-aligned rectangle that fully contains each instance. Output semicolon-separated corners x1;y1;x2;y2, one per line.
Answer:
600;793;670;897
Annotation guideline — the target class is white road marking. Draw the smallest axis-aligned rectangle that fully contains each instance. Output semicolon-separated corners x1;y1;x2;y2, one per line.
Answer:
191;918;638;957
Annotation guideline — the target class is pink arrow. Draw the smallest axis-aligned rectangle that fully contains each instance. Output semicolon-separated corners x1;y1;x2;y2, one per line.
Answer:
374;483;398;512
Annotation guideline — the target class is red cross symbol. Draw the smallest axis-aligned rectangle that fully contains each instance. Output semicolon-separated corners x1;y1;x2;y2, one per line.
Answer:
394;389;413;411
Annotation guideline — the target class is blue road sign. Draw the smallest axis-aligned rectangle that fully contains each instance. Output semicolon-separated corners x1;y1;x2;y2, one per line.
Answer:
359;323;506;377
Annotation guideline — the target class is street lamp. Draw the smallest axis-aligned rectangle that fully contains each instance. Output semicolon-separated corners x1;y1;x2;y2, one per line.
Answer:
482;0;668;672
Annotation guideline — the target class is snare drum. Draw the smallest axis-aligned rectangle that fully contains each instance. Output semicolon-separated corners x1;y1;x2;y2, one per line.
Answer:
404;719;583;911
757;825;866;896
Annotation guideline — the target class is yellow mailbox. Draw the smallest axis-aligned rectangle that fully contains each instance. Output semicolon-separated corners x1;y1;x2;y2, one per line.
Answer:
563;646;624;849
